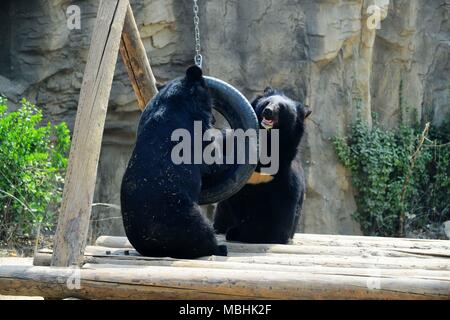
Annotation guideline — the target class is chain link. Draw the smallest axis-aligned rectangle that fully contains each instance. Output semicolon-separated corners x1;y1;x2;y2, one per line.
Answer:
193;0;203;68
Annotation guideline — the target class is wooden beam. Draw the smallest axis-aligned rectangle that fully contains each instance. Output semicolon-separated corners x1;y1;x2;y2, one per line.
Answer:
96;235;132;248
33;251;450;281
36;245;450;271
119;3;158;110
50;0;129;267
291;234;450;251
0;264;448;300
95;234;450;251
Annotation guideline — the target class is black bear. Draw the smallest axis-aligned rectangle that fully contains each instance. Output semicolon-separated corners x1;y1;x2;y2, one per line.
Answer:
121;66;227;259
214;87;311;244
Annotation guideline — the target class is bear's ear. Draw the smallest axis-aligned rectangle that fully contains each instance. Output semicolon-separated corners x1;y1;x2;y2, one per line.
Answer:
264;86;275;95
304;105;312;119
186;65;203;82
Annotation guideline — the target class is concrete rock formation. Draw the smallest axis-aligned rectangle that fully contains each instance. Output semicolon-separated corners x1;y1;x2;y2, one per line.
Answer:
0;0;449;239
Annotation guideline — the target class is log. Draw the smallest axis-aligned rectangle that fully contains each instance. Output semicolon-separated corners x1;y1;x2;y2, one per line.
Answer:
95;235;450;259
96;236;131;248
96;234;450;251
205;253;450;271
119;3;158;110
32;252;450;282
50;0;129;267
292;233;450;250
1;264;449;299
35;246;450;271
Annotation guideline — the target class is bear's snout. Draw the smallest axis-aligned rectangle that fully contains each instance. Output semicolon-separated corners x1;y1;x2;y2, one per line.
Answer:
262;107;274;120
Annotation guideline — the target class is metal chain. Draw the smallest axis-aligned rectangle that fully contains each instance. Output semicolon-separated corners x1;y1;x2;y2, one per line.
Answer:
193;0;203;68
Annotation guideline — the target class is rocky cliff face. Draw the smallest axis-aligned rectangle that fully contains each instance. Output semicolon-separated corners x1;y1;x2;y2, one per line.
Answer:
1;0;449;239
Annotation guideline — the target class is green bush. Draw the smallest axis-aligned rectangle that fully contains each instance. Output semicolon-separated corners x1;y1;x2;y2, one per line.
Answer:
0;97;70;246
333;111;450;237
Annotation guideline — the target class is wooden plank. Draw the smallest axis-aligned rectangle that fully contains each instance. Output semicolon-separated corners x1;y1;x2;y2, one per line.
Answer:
119;3;158;110
292;233;450;250
39;245;450;271
94;235;450;259
90;245;450;271
50;0;129;267
96;234;450;251
206;253;450;271
92;242;425;259
32;252;450;282
0;265;448;299
96;236;131;248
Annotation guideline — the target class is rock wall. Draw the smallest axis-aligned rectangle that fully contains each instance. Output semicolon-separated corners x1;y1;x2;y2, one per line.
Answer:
0;0;449;240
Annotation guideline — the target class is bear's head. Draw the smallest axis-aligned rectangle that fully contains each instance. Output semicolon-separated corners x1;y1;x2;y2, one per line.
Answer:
155;65;212;119
251;87;311;168
252;87;311;137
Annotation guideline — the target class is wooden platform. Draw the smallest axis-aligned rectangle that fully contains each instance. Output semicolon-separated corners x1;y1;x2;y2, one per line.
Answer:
0;233;449;299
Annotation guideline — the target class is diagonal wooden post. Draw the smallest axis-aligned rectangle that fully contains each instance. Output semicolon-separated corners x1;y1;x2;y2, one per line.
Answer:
119;3;158;110
50;0;129;267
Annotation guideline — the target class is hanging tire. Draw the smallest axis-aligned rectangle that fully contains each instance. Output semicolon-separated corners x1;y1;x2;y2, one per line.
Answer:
199;76;258;205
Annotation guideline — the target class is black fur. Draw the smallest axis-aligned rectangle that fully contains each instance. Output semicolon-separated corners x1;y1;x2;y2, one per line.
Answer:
121;66;227;258
214;87;311;244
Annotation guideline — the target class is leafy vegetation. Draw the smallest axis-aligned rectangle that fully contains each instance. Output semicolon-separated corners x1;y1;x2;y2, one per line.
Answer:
0;97;70;247
333;107;450;237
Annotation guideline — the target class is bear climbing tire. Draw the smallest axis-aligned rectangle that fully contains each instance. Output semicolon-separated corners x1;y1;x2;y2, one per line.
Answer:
199;76;258;205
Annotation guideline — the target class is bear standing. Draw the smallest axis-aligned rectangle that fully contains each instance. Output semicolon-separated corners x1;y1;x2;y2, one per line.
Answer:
214;87;311;244
121;66;227;259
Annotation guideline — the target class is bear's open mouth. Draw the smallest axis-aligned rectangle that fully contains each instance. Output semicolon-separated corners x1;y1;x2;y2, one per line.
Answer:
261;117;274;129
